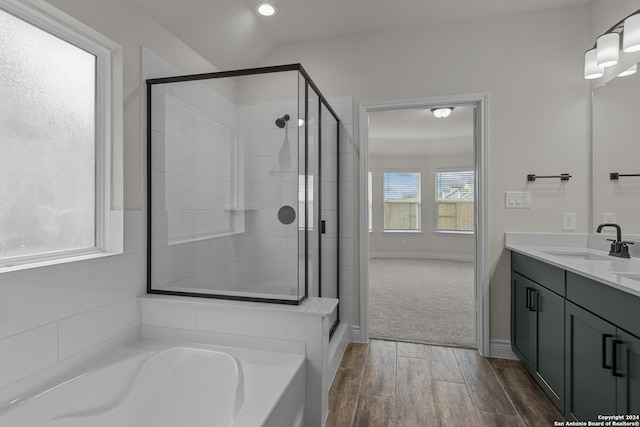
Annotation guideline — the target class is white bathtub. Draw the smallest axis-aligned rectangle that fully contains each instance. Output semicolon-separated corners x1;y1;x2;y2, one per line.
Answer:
0;340;305;427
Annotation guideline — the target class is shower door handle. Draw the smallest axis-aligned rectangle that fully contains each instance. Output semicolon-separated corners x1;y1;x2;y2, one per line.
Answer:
320;220;326;234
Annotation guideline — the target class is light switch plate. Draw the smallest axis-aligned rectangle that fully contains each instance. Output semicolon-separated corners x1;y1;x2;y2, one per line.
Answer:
563;213;577;231
505;191;531;209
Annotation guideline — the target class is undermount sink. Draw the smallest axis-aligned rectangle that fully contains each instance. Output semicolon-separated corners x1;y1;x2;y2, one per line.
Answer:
541;250;613;262
615;272;640;281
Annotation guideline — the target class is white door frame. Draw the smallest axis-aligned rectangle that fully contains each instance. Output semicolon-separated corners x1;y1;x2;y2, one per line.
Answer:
358;93;490;356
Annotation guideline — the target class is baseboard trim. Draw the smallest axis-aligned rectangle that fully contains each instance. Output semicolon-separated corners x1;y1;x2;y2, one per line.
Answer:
351;325;364;343
490;339;518;359
369;251;474;262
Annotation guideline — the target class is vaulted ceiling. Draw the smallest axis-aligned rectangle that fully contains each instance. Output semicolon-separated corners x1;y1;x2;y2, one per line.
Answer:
132;0;590;70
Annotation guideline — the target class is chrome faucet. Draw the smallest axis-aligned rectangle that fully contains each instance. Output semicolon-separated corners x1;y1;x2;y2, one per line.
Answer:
596;223;633;258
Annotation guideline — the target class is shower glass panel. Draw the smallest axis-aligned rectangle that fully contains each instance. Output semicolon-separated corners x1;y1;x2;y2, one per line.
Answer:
306;85;319;297
321;101;340;332
147;64;339;306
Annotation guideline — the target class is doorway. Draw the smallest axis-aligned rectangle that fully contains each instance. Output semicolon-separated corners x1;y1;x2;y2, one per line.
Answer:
358;94;489;355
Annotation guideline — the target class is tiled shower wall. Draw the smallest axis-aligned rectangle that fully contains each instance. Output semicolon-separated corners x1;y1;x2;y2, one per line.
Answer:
235;101;301;297
150;79;241;292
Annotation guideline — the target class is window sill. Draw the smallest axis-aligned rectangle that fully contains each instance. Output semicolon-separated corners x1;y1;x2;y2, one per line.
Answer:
0;250;123;274
434;230;475;236
383;230;423;234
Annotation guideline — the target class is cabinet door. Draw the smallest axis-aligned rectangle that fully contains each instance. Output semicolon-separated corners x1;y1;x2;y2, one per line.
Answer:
565;301;617;420
534;284;565;409
616;329;640;415
512;272;536;371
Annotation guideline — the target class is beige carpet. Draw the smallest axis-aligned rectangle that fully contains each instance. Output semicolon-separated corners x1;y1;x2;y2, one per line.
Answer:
369;258;476;348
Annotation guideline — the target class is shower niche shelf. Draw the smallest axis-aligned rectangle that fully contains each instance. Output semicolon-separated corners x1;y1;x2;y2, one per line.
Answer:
223;205;259;211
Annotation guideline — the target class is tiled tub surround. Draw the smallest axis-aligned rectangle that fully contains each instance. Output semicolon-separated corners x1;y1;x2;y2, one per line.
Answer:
139;294;348;427
0;339;306;427
505;232;640;297
0;211;145;405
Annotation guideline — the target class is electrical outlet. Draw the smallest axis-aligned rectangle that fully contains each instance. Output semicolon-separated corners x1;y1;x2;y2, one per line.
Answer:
602;213;617;223
563;213;577;231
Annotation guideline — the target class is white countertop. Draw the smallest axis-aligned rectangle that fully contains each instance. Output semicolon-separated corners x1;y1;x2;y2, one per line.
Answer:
505;232;640;298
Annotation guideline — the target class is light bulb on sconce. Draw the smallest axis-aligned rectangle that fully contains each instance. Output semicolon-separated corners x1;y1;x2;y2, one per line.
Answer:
617;63;637;77
596;32;619;68
584;48;604;79
623;13;640;52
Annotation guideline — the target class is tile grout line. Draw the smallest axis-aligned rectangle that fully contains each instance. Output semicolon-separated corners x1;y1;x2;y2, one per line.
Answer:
350;342;371;426
484;358;527;425
451;347;483;424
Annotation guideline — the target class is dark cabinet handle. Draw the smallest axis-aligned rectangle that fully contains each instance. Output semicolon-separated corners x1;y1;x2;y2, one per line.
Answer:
526;287;531;309
612;339;624;377
320;220;326;234
602;334;613;369
529;290;538;312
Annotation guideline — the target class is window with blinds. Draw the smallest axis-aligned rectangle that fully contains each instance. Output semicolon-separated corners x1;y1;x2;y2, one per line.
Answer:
383;172;421;231
435;170;475;232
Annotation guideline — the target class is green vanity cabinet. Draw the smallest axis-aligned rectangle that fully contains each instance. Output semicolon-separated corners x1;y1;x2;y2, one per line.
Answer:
564;301;617;420
565;302;640;419
512;252;640;419
565;272;640;419
511;253;565;410
616;329;640;415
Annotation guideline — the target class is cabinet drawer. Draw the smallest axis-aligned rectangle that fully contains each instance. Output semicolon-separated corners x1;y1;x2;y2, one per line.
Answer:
512;252;565;296
566;272;640;338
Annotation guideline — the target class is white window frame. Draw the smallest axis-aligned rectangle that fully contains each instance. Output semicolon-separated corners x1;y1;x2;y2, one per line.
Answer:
368;171;372;233
382;170;421;233
0;0;123;271
434;168;475;235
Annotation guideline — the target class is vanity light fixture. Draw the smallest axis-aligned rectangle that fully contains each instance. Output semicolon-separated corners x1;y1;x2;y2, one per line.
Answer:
617;63;637;77
584;9;640;79
431;107;454;119
256;3;277;16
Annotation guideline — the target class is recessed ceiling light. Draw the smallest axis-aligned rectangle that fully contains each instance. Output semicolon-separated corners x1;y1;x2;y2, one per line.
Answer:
256;3;277;16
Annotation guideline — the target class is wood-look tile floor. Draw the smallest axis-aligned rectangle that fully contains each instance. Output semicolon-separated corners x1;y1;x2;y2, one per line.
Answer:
326;339;565;427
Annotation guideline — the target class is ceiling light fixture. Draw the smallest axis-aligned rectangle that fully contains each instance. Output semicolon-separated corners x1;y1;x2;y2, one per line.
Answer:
584;9;640;79
431;107;454;119
256;3;277;17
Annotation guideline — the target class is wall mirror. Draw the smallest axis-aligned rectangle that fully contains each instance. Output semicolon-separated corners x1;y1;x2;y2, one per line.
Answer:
592;66;640;234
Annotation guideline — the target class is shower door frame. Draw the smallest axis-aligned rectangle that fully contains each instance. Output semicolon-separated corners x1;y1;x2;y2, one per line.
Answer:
146;64;341;310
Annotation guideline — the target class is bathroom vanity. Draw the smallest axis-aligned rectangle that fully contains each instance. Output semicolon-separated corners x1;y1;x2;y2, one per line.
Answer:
506;233;640;420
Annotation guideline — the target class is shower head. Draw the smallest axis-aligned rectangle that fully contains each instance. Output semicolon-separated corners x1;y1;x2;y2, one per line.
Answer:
275;114;290;128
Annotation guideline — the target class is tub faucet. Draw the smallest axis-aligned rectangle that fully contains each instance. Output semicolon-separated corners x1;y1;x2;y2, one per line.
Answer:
596;223;633;258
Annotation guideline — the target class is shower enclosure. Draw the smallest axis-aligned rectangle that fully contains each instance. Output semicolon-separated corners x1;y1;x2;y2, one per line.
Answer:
146;64;339;318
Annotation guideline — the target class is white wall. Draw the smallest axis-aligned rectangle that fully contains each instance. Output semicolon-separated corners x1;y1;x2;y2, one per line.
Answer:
0;0;222;403
258;5;592;341
369;153;474;258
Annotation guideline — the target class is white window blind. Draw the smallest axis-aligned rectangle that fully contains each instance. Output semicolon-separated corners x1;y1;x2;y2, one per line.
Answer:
435;170;474;232
383;172;421;231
